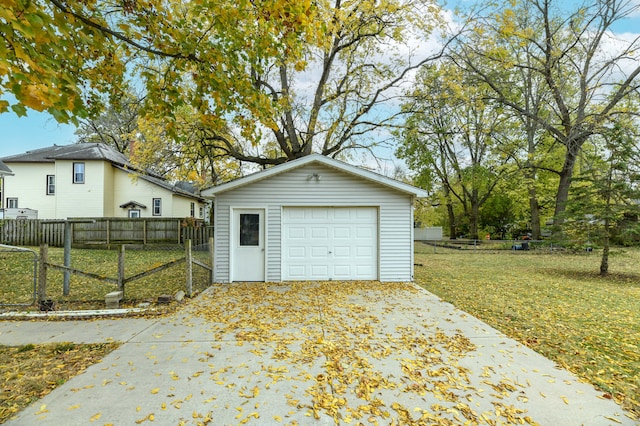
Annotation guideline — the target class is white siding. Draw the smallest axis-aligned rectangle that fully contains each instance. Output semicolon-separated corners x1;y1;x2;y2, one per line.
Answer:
267;205;281;282
213;163;414;282
214;200;231;281
3;160;203;219
3;163;56;217
55;160;107;218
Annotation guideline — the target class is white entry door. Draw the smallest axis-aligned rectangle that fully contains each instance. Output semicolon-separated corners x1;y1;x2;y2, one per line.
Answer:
233;209;265;281
282;207;378;281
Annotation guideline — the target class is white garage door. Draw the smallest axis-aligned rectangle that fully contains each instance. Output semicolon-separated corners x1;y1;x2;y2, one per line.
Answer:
282;207;378;280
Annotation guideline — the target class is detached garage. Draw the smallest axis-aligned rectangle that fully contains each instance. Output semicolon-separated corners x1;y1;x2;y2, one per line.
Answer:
202;154;428;283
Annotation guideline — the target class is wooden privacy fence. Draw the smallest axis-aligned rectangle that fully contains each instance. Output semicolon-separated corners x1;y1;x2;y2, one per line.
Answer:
37;239;214;302
0;218;213;247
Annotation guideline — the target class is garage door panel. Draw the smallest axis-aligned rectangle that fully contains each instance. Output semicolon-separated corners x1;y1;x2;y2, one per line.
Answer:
311;265;329;278
311;209;330;220
333;226;351;238
287;227;306;239
288;247;306;258
283;207;377;281
334;246;351;257
355;245;373;257
311;246;329;258
355;226;374;239
311;227;329;239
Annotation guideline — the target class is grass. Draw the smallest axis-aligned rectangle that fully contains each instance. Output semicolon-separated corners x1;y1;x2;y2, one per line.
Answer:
0;246;212;310
414;242;640;418
0;342;120;423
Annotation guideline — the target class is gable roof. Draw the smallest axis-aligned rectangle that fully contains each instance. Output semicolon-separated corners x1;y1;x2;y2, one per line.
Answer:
0;159;12;176
112;165;204;201
2;143;203;201
202;154;428;198
1;143;130;166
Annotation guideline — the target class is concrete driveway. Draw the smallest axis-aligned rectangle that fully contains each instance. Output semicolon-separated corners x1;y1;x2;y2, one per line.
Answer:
0;282;635;425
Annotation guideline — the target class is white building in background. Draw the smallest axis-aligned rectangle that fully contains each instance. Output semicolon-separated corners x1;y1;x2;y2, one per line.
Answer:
1;143;205;220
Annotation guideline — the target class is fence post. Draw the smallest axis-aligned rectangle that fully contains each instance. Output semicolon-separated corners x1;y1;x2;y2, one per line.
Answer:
63;221;71;295
118;245;125;297
185;239;193;297
38;244;48;303
209;236;214;284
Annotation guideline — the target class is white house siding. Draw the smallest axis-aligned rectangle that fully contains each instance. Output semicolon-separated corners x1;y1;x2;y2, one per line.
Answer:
103;163;115;216
266;204;282;282
55;160;107;218
213;202;231;281
113;170;170;217
171;196;204;219
3;163;56;217
213;163;414;283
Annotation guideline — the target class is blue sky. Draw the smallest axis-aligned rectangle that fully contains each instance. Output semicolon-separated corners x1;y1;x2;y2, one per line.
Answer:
0;1;639;159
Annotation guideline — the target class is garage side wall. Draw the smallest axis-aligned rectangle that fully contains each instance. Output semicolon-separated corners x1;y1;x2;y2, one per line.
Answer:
213;163;414;282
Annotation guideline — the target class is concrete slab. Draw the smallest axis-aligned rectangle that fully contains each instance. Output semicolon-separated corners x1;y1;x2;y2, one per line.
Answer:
0;318;156;345
2;283;636;425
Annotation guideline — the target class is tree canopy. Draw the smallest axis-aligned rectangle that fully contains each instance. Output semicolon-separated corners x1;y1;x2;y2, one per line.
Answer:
2;0;446;168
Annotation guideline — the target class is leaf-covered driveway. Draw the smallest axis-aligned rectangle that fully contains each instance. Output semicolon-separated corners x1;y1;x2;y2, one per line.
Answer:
7;282;634;425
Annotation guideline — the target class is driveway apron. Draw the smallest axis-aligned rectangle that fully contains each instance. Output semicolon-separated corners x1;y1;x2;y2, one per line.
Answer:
2;282;634;425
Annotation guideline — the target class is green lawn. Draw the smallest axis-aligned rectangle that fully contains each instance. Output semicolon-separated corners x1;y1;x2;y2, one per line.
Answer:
414;242;640;417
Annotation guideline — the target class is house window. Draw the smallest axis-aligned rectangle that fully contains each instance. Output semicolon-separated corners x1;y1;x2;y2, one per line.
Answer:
199;206;204;218
46;175;55;195
73;162;85;183
152;198;161;216
7;198;18;208
128;209;140;218
190;202;195;217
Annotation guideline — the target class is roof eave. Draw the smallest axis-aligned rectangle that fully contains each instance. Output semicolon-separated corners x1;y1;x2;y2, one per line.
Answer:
202;154;428;198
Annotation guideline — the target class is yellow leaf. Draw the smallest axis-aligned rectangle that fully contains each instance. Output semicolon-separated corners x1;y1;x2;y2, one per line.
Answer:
90;412;102;422
151;388;160;394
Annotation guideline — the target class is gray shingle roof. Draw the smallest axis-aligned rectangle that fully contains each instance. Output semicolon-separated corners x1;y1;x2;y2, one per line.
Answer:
2;143;203;200
0;159;12;175
1;143;130;166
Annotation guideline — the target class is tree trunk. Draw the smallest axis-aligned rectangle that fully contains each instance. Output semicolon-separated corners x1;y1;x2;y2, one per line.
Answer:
552;143;581;232
444;186;457;239
525;167;542;239
600;227;609;275
470;193;480;240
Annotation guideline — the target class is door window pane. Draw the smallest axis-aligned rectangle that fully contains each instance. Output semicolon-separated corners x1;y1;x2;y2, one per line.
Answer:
239;213;259;246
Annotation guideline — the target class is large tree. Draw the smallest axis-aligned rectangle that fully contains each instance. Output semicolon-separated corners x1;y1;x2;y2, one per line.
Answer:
397;61;515;239
450;0;640;232
2;0;447;169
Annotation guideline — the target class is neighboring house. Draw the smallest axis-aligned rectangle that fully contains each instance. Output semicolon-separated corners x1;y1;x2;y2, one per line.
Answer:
202;154;428;283
1;143;205;219
0;159;13;219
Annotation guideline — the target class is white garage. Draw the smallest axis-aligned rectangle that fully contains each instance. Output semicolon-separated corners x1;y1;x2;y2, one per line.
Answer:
282;207;377;280
202;154;428;283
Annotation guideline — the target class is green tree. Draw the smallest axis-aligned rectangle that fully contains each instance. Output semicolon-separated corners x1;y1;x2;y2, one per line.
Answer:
451;0;640;233
2;0;447;169
565;117;640;274
397;61;515;239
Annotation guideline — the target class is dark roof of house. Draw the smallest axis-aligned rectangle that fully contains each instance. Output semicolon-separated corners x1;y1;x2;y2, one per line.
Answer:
2;143;203;201
119;200;147;209
112;165;204;201
1;143;130;166
0;159;12;175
